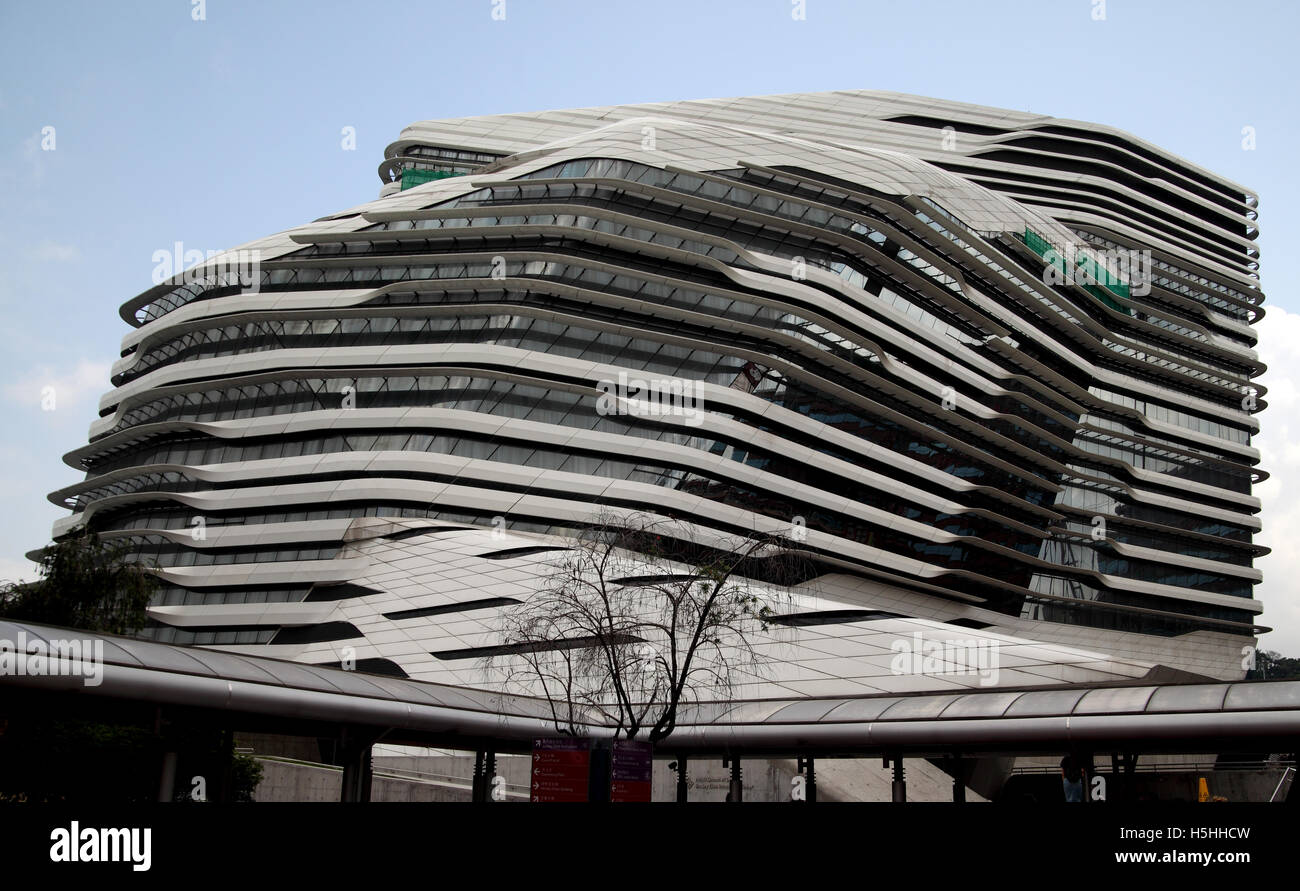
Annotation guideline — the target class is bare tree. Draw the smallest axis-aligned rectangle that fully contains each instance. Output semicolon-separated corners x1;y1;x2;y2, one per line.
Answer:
494;511;809;743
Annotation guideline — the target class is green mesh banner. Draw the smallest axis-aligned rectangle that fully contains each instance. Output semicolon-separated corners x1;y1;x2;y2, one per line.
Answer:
1022;228;1132;315
400;168;462;190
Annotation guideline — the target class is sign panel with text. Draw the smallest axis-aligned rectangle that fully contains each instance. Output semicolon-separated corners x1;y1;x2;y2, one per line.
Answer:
531;738;591;803
610;740;653;802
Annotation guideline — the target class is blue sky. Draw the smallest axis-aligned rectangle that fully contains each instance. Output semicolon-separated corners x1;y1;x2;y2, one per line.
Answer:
2;0;1298;651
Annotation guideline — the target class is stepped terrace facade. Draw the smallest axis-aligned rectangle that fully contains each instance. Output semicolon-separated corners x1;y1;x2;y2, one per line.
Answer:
48;91;1265;691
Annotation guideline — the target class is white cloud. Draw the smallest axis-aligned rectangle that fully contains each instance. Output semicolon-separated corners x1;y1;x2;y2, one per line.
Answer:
0;556;40;586
3;358;113;412
1250;305;1300;655
32;241;81;263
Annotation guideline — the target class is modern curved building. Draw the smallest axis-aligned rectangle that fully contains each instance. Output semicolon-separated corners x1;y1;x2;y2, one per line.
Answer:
47;90;1265;691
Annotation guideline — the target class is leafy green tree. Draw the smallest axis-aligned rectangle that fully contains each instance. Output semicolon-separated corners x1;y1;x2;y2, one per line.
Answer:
0;530;265;803
0;718;264;803
1247;649;1300;680
0;527;156;633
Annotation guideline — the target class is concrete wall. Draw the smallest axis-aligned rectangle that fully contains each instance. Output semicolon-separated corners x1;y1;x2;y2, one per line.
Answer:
252;759;341;802
253;758;482;802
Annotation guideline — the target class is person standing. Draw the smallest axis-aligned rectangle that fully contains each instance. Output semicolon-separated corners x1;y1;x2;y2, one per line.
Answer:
1060;754;1087;802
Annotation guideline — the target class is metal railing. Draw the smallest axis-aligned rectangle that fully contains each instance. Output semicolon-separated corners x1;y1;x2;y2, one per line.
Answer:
1010;758;1295;776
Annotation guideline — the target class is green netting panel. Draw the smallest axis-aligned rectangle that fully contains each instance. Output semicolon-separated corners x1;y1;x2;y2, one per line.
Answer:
1075;252;1131;302
400;168;463;190
1083;284;1130;314
1022;228;1132;315
1023;227;1055;257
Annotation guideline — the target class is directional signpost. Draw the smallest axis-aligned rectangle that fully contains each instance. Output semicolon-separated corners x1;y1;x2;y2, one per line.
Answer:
530;738;591;803
610;740;653;802
531;738;654;802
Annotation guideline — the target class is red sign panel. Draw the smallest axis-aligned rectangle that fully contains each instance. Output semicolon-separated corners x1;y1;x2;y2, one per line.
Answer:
531;738;590;802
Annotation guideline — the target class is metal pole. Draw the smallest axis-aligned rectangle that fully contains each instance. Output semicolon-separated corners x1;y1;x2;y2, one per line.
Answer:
725;756;743;803
157;751;177;803
339;735;373;803
1269;766;1293;802
797;757;816;803
217;728;234;803
588;740;611;803
891;754;906;802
